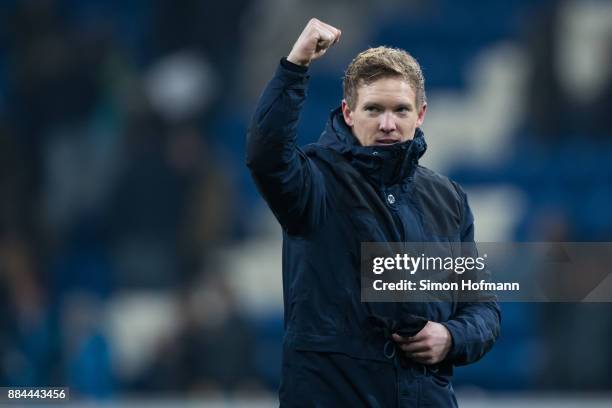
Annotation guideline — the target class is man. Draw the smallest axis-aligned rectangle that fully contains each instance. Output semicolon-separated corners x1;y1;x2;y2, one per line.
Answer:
246;18;500;407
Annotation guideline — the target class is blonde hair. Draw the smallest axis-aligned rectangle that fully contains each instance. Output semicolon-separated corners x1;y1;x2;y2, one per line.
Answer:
343;46;426;110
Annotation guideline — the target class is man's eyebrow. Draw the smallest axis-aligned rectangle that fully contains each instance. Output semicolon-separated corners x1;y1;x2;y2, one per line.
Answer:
362;101;414;110
395;103;413;110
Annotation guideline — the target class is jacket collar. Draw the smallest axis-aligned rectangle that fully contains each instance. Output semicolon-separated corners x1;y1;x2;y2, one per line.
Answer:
318;107;427;187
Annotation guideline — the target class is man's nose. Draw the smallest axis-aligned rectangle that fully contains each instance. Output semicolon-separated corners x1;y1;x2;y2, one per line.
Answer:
379;112;397;133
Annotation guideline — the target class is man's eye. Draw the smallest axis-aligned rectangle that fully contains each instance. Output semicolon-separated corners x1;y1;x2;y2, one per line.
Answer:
365;106;380;112
396;107;410;113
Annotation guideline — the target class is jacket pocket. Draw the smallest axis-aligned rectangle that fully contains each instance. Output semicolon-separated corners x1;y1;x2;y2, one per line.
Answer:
421;374;458;407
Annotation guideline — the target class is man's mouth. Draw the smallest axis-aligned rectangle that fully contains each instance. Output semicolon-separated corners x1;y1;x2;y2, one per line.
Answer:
375;137;400;145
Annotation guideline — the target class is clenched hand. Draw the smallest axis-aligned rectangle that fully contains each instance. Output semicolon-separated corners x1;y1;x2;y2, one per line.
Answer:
287;18;341;67
392;321;453;365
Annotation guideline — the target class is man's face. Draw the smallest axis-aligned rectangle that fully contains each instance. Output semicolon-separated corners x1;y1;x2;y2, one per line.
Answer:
341;76;427;146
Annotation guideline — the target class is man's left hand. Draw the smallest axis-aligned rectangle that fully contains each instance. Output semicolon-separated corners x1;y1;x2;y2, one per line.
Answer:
392;321;452;365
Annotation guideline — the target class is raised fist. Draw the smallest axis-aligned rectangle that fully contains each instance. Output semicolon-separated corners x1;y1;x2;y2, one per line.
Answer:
287;18;341;67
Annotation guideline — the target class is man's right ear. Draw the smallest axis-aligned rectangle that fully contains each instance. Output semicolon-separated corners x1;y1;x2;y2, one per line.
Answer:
341;99;353;127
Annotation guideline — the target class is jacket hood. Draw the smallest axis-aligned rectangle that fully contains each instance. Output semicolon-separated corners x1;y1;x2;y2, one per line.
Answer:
318;107;427;186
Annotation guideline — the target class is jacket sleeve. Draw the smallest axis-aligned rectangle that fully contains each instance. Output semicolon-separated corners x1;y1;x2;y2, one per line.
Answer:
441;183;501;366
245;58;327;235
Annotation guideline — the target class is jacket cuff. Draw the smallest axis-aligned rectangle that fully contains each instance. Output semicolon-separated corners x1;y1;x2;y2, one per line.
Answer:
281;57;309;73
440;320;465;362
270;58;309;89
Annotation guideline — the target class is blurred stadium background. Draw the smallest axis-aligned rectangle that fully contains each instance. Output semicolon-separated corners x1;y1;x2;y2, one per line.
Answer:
1;0;612;406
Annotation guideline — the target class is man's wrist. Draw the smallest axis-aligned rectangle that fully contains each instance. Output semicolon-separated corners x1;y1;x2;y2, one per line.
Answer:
439;321;459;361
442;324;453;357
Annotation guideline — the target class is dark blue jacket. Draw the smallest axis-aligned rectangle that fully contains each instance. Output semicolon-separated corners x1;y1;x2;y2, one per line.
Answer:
246;59;501;407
